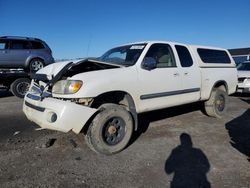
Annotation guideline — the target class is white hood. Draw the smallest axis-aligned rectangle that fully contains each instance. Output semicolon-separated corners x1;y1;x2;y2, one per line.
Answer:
237;70;250;78
34;58;123;82
36;59;81;79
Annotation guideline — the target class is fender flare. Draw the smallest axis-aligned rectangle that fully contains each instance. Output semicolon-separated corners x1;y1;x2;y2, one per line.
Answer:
209;80;228;97
124;93;138;131
97;93;138;131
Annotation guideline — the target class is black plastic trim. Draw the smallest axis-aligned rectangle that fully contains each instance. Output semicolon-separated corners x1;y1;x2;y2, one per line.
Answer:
25;101;45;112
140;88;200;100
199;66;236;68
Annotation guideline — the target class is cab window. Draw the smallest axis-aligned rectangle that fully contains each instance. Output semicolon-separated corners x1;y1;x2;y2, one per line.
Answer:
175;45;193;67
145;43;176;68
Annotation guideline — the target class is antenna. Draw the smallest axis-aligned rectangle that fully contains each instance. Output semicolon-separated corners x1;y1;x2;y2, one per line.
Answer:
86;34;92;57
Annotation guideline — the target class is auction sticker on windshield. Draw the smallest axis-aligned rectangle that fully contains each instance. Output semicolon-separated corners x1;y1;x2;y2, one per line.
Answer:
130;45;145;50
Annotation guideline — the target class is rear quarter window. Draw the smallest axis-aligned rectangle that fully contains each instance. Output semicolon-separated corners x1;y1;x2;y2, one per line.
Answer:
197;48;231;64
175;45;193;67
31;41;45;49
10;40;30;49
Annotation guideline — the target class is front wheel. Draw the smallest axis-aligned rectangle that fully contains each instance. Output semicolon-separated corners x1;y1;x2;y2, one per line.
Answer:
85;104;134;155
204;88;228;118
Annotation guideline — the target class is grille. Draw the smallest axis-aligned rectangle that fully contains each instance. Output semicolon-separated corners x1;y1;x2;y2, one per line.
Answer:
238;77;246;83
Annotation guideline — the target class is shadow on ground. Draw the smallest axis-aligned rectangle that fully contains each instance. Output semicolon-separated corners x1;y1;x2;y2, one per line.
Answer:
241;98;250;104
165;133;211;188
226;109;250;161
232;93;250;98
0;90;12;98
128;102;203;146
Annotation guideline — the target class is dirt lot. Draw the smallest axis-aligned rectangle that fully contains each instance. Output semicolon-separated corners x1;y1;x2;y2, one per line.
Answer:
0;91;249;188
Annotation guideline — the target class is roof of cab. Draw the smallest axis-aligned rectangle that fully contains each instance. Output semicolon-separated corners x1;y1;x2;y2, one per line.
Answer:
123;40;227;51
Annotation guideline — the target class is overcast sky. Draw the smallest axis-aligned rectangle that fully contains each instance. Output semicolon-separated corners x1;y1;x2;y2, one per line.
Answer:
1;0;249;59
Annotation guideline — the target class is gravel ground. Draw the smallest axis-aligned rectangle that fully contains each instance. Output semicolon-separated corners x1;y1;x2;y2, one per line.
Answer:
0;91;249;188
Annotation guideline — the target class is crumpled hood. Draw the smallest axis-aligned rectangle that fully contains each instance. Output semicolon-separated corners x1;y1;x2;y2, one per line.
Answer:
237;70;250;78
36;59;80;79
36;58;123;80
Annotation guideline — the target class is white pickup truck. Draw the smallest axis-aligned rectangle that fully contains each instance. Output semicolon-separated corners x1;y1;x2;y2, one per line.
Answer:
23;41;237;154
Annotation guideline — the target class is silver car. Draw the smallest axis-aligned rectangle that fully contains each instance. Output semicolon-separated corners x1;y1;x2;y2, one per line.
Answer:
0;36;54;72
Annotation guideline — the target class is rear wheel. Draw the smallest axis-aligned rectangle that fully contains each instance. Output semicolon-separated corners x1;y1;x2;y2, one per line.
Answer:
10;78;31;98
85;104;134;155
204;88;228;118
29;58;44;73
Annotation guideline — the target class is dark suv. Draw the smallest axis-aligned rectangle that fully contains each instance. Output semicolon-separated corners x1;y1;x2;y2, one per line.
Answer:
0;36;54;72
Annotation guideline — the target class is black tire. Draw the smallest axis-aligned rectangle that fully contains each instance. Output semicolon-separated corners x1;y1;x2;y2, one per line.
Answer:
10;78;31;98
204;88;228;118
85;104;134;155
29;58;44;73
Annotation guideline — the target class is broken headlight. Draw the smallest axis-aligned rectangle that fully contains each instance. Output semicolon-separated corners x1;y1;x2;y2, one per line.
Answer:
52;80;83;94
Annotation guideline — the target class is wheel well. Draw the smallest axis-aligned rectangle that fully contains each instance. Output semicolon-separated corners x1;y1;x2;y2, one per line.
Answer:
25;57;44;68
213;81;228;93
91;91;131;109
82;91;138;134
30;57;44;64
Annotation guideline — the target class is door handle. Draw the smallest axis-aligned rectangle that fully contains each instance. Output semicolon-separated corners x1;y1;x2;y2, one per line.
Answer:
173;73;179;76
184;72;188;75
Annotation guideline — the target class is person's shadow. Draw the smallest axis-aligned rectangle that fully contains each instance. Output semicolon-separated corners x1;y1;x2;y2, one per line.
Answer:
165;133;211;188
225;109;250;161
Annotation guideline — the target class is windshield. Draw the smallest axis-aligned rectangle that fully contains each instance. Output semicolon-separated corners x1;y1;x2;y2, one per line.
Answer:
237;62;250;71
98;44;146;66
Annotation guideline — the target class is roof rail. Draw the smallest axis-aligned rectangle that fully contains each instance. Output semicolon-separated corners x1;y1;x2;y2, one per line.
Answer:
0;36;41;41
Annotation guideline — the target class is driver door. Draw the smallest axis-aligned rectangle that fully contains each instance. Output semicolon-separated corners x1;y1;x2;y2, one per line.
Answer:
137;43;183;112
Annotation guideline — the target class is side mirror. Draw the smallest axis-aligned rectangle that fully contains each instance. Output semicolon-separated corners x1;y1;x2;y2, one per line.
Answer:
142;57;157;70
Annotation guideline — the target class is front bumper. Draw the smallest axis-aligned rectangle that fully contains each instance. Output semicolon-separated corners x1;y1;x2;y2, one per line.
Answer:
23;92;97;133
237;87;250;93
237;82;250;93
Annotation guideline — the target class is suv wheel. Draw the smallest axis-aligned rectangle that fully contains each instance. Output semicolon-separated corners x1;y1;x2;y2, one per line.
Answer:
85;104;134;155
29;58;44;73
10;78;31;98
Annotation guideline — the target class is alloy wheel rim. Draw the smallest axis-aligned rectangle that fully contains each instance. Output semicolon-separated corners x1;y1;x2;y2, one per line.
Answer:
31;60;43;71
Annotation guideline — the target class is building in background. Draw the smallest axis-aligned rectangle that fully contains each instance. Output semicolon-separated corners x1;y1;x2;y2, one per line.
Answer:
228;48;250;64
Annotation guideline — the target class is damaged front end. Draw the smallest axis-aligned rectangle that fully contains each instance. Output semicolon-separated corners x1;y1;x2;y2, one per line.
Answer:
23;59;121;133
29;58;122;98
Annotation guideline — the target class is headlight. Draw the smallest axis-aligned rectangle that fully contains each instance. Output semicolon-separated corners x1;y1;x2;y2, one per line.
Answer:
52;80;83;94
245;78;250;85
